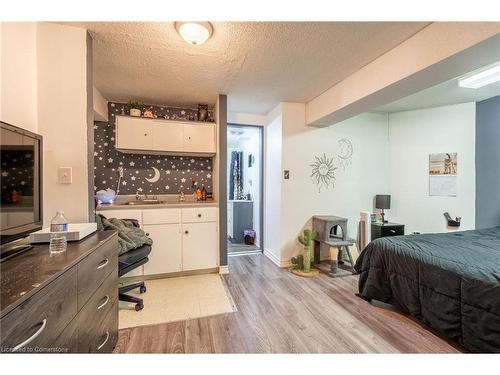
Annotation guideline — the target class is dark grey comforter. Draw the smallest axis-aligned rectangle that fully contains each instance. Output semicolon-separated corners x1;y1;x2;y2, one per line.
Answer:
354;227;500;353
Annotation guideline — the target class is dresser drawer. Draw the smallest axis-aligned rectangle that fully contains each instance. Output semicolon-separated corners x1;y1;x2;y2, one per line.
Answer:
381;225;404;237
182;207;218;223
0;268;77;352
77;269;118;353
142;208;181;225
78;268;118;331
78;300;118;353
77;236;118;310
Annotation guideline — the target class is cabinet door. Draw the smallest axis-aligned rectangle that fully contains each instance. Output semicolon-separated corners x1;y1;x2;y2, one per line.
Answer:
182;222;218;271
151;121;184;153
183;123;216;154
142;223;182;275
116;116;153;151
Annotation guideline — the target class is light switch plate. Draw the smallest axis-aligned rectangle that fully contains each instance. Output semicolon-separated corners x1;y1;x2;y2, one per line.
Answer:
58;167;72;184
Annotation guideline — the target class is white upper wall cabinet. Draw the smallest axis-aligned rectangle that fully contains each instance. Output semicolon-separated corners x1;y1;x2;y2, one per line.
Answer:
115;116;153;150
115;115;216;155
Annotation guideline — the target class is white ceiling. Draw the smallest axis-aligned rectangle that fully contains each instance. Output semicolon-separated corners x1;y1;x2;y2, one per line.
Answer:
374;73;500;114
65;22;429;114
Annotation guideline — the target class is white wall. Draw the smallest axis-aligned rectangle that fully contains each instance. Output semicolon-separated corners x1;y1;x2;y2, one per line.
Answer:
1;22;91;226
263;102;389;266
388;103;476;233
280;104;389;264
263;104;283;264
37;23;90;225
228;111;266;126
93;86;108;122
0;22;38;132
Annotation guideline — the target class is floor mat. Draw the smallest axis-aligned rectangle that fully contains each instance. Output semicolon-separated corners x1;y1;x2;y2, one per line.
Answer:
119;274;236;329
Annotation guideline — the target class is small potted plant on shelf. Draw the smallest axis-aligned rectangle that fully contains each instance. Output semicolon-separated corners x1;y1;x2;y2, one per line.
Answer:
129;101;143;117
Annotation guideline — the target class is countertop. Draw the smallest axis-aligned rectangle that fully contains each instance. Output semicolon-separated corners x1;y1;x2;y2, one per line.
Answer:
0;230;117;317
96;195;218;210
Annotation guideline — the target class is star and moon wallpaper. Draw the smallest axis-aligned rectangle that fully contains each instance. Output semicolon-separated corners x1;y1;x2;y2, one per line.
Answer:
310;138;353;193
94;102;214;195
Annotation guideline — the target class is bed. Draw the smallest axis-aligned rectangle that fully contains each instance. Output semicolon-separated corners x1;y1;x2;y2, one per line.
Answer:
354;227;500;353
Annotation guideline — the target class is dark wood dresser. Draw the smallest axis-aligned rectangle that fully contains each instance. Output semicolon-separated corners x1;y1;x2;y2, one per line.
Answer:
371;222;405;241
0;230;119;353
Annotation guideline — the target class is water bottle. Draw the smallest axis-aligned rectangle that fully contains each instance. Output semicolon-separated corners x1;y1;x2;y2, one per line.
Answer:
49;211;68;254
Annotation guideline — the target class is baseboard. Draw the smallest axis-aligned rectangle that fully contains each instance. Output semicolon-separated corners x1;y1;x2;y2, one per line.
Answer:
219;265;229;274
263;249;291;268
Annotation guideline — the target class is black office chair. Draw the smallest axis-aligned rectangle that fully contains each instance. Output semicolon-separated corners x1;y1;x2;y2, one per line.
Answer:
118;219;151;311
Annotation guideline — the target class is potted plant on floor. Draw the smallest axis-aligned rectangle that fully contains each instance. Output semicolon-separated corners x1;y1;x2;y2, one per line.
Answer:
129;101;143;117
290;229;319;277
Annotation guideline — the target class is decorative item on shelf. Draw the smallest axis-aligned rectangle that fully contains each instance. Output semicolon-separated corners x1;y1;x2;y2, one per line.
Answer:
197;104;208;122
290;229;319;277
206;192;213;200
120;106;126;116
96;188;116;204
201;184;207;201
444;212;461;227
179;191;185;202
143;106;154;118
129;101;143;117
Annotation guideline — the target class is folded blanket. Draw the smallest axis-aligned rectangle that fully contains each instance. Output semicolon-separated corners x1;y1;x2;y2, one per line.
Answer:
96;214;153;255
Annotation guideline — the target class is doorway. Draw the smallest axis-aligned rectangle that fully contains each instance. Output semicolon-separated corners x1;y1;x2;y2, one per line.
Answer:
227;124;263;255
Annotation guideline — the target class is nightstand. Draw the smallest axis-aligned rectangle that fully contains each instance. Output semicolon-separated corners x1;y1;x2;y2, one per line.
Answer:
371;222;405;241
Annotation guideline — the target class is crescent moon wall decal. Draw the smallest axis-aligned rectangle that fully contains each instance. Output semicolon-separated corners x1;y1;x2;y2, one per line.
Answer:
145;167;161;183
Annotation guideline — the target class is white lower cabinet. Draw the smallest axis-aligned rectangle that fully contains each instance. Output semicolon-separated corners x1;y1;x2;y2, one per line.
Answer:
142;223;182;275
182;222;218;271
98;206;218;275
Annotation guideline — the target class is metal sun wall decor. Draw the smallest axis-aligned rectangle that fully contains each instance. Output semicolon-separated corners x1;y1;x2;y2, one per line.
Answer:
310;154;337;192
309;138;354;193
337;138;353;170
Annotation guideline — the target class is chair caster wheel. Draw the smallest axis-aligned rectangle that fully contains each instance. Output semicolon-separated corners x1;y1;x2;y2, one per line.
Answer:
139;285;146;294
135;302;144;311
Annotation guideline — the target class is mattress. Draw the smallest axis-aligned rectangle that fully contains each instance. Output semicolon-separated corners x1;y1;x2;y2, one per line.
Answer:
354;227;500;353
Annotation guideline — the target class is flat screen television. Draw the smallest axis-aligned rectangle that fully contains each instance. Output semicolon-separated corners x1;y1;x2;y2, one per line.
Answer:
0;121;43;253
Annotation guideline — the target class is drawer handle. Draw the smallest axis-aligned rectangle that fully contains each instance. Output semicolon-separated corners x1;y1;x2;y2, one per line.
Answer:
198;214;202;218
97;295;110;310
97;258;109;269
12;318;47;352
185;230;189;234
97;331;110;351
390;230;396;233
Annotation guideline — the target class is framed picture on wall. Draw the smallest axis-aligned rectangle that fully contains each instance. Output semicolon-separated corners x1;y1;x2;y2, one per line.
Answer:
429;152;457;196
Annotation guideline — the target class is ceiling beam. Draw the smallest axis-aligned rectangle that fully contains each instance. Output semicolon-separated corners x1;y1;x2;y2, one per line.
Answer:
306;23;500;127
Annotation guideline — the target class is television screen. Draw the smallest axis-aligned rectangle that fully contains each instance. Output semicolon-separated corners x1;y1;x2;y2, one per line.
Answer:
0;122;42;245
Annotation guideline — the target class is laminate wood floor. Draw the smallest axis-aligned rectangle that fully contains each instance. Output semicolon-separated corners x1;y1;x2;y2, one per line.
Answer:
114;254;464;353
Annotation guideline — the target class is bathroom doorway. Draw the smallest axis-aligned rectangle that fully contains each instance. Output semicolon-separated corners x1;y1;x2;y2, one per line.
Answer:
227;124;263;255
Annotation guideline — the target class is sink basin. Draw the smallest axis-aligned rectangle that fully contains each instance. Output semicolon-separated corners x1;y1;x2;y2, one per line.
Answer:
125;200;161;205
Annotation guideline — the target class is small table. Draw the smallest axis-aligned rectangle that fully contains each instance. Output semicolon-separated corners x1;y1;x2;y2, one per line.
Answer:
371;222;405;241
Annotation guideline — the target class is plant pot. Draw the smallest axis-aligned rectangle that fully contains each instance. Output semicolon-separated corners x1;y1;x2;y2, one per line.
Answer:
130;108;141;117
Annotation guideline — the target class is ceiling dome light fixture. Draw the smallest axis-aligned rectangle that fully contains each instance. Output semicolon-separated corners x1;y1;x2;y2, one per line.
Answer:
175;22;213;46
